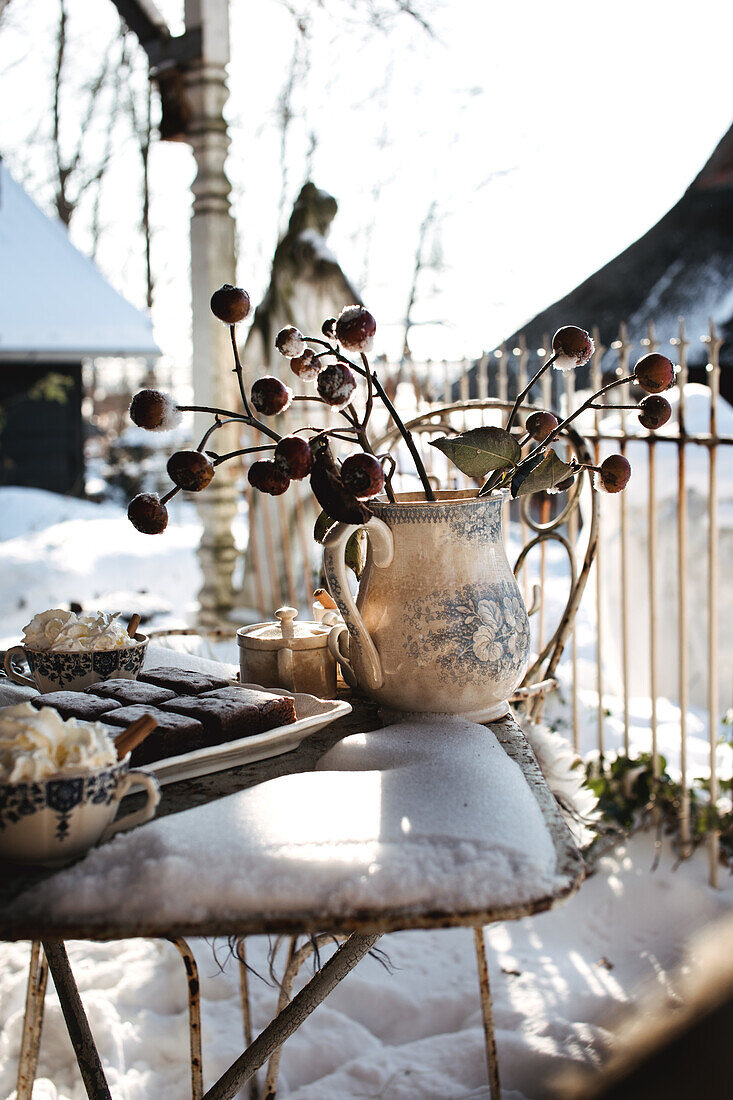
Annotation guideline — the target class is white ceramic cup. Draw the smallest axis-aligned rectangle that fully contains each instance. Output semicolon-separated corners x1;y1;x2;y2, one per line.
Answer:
3;634;149;694
0;756;160;866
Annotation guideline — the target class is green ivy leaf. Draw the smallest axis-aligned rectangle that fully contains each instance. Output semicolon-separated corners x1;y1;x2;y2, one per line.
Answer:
512;449;575;498
429;427;520;477
313;510;338;544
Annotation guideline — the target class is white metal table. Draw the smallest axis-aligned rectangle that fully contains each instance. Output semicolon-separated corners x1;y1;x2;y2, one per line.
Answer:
0;672;584;1100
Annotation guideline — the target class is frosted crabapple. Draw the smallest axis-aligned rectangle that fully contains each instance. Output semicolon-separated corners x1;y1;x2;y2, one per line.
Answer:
598;455;631;494
250;377;293;415
638;394;672;430
635;353;675;394
128;493;169;534
290;348;320;381
275;326;306;359
322;317;337;338
525;411;558;441
248;460;290;496
317;363;357;406
341;453;386;499
552;326;595;371
167;450;215;492
129;389;182;432
274;436;314;480
335;306;377;353
210;284;251;325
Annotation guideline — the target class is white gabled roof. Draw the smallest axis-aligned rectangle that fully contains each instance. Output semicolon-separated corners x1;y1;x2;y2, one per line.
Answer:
0;161;160;361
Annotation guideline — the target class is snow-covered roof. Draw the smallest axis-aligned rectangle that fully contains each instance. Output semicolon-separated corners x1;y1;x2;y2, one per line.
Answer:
496;123;733;372
0;161;160;361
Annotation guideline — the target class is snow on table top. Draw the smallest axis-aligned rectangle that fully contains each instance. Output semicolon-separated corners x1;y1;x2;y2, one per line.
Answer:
2;715;564;935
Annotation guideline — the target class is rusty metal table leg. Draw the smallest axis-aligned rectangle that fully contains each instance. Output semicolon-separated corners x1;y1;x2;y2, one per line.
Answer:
170;937;204;1100
473;926;501;1100
235;937;260;1100
42;940;112;1100
16;940;49;1100
202;932;381;1100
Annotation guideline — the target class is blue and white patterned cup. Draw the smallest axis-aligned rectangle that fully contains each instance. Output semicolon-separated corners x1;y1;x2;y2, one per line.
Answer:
0;756;160;865
3;634;148;694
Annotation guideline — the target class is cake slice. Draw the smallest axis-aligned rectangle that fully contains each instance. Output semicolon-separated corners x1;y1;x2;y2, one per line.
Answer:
138;666;231;694
102;705;206;766
159;695;262;743
30;692;122;721
88;679;176;706
200;687;296;731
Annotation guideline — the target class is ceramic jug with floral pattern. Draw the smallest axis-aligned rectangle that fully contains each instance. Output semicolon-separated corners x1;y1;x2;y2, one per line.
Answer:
323;488;530;720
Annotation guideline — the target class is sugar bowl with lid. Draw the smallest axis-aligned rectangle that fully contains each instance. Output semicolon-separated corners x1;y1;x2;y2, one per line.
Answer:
237;607;338;698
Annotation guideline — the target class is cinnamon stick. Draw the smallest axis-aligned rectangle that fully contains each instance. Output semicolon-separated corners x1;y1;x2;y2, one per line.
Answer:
313;588;338;610
115;714;157;761
127;614;141;638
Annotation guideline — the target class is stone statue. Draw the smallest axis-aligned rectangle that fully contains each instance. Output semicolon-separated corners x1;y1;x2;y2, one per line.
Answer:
238;183;362;615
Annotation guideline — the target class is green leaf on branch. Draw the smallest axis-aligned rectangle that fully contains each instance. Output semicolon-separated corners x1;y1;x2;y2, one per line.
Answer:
345;529;367;579
429;427;520;477
512;449;575;497
313;510;338;544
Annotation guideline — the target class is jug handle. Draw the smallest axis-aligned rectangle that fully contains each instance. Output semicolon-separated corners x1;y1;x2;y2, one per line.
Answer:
323;516;394;691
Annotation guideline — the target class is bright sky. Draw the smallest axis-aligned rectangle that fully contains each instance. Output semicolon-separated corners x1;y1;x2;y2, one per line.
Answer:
1;0;732;368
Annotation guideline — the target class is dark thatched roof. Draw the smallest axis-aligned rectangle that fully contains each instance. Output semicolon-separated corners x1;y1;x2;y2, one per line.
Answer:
491;123;733;395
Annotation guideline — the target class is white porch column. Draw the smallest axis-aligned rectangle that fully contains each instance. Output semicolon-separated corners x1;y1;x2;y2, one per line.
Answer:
184;0;240;625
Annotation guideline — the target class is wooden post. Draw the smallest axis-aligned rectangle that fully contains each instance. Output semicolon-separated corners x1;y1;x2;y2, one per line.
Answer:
184;0;240;625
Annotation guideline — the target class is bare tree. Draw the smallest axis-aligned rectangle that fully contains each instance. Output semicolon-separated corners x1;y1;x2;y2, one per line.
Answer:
50;0;126;228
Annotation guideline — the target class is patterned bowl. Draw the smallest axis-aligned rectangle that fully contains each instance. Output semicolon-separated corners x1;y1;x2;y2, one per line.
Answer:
0;756;160;865
3;633;148;694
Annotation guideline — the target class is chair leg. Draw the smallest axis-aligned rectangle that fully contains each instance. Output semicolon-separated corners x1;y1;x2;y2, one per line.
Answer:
235;937;260;1100
473;926;501;1100
263;934;344;1100
16;940;49;1100
170;938;204;1100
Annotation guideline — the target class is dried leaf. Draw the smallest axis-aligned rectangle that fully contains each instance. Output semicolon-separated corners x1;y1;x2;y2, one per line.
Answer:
313;510;338;545
512;449;575;498
429;427;520;477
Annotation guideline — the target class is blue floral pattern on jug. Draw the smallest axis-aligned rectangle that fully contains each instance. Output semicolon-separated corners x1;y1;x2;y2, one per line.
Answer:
372;497;502;544
401;580;530;684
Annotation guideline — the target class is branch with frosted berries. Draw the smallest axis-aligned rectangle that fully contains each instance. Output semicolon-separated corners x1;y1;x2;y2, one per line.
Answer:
125;298;677;538
429;325;677;500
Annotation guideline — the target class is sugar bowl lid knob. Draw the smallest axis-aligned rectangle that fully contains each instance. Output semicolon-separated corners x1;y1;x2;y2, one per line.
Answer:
275;606;298;640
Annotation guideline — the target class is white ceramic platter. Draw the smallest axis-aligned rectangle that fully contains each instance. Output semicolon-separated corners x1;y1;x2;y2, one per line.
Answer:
144;684;351;786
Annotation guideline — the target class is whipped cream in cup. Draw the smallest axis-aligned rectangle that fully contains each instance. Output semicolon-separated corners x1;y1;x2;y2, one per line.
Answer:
4;611;148;695
0;702;116;783
23;609;136;653
0;703;160;865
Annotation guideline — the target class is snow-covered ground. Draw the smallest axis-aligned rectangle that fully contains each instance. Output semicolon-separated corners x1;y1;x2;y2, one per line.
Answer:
0;486;731;1099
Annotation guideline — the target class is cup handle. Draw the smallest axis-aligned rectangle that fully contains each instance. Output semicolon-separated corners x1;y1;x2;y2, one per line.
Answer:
3;646;36;689
323;516;394;691
328;624;358;689
99;770;161;844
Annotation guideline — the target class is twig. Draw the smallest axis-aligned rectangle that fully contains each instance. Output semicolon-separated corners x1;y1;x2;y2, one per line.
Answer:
505;353;557;431
479;375;634;496
230;325;252;418
211;445;277;466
